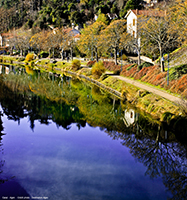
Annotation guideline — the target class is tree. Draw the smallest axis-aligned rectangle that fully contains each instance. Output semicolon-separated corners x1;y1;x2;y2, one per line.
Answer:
120;0;143;18
101;19;127;65
54;28;69;60
125;35;143;65
66;31;76;61
30;31;49;55
139;15;180;72
45;30;60;58
169;0;187;45
78;21;107;61
96;12;109;25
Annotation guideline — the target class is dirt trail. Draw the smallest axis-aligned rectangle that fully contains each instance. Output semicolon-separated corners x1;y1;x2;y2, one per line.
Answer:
112;75;186;105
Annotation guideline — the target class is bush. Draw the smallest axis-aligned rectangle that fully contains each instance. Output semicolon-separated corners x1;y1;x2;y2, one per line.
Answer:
169;64;187;80
122;54;128;61
71;59;81;71
30;61;35;67
87;60;96;67
100;73;109;81
113;69;121;75
40;51;49;58
91;61;106;78
137;62;153;71
127;63;136;71
25;53;34;62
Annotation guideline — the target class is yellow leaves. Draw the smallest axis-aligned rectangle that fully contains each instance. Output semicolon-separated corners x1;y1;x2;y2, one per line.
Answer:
101;19;127;49
29;31;47;49
91;61;106;79
25;53;35;62
168;0;187;43
80;0;89;5
77;21;107;55
96;13;109;25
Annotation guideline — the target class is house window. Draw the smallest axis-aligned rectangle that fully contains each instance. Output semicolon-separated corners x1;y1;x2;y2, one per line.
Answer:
130;112;133;118
133;31;135;37
133;19;135;26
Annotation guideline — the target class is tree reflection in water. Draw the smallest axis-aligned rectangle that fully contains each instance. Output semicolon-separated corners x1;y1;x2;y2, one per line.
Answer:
0;111;6;184
0;65;187;199
107;118;187;200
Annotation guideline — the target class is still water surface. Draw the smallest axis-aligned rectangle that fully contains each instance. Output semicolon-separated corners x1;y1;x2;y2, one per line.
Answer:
0;65;187;200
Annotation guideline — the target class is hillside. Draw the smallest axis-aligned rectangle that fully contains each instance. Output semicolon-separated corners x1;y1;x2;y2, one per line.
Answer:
0;0;144;32
168;46;187;68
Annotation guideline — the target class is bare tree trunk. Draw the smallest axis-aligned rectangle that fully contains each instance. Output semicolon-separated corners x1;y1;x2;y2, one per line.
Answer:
159;44;164;72
20;49;23;56
137;47;141;65
114;48;117;65
61;48;64;60
48;48;51;58
70;46;73;60
95;47;98;62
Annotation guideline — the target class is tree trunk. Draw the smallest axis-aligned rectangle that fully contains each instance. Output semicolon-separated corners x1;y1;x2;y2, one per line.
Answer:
159;44;164;72
95;47;98;62
48;48;51;58
11;46;13;55
70;46;73;60
114;48;117;65
137;47;141;65
137;37;141;65
61;48;64;60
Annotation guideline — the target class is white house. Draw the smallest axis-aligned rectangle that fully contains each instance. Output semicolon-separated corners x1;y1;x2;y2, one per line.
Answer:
123;109;136;127
0;33;13;47
125;9;167;38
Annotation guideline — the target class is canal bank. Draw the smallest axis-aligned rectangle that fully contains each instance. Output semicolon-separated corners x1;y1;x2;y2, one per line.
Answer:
63;69;183;122
0;55;186;122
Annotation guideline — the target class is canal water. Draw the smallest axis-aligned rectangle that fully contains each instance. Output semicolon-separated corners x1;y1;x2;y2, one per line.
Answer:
0;65;187;200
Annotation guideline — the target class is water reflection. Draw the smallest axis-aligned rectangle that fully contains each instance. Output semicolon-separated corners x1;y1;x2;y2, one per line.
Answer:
107;122;187;200
0;111;6;185
0;64;187;199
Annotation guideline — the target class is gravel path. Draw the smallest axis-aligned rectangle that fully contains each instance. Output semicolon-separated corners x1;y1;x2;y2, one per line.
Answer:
112;75;186;105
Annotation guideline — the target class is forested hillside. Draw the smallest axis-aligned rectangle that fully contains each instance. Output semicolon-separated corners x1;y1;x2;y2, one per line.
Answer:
0;0;143;32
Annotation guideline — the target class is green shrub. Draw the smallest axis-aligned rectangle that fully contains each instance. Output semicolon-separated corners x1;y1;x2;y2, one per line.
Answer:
30;61;35;67
161;112;174;123
25;53;34;62
127;64;136;71
100;73;109;81
18;57;25;62
71;59;81;71
169;64;187;80
122;54;128;61
91;61;106;78
40;51;49;58
137;62;153;71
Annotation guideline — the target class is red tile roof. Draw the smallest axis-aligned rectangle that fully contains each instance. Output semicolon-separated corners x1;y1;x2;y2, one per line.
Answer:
0;32;14;39
132;9;166;17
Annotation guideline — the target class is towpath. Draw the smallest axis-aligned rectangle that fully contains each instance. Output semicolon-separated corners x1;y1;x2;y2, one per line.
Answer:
112;75;186;105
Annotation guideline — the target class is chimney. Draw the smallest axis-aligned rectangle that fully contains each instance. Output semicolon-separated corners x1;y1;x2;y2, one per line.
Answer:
136;9;138;15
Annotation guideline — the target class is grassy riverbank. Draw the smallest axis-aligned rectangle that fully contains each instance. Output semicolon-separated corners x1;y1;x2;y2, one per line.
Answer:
0;55;186;122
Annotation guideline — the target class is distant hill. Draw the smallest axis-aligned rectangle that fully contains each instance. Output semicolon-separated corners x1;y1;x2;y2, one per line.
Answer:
0;0;144;32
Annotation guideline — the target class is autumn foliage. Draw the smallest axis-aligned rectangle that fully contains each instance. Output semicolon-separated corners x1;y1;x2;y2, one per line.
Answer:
91;61;106;78
71;59;81;71
25;53;35;62
119;63;187;98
